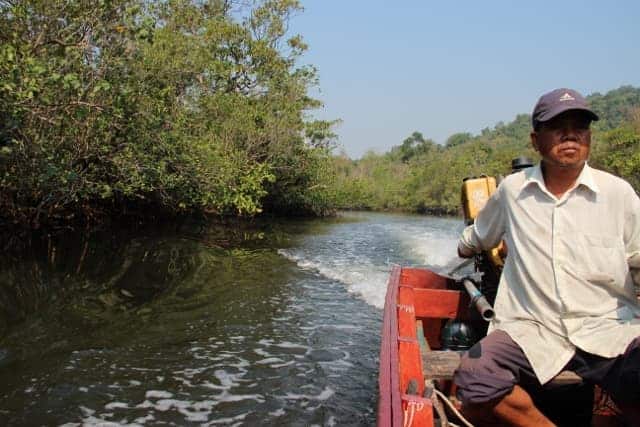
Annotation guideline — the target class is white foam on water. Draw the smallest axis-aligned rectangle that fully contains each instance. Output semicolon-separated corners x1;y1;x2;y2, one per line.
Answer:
129;367;160;372
78;417;140;427
76;420;117;427
134;415;155;424
227;357;251;369
104;401;129;410
179;407;210;422
79;406;95;416
174;377;194;388
403;228;462;271
135;400;155;409
279;249;389;308
278;214;463;308
175;366;209;378
131;395;255;425
255;357;285;365
193;400;218;410
319;357;354;370
211;392;265;403
280;386;335;401
202;411;249;426
145;390;173;399
213;369;240;388
269;408;285;417
253;348;271;357
299;323;359;331
269;360;295;368
201;380;226;390
272;341;310;350
153;398;191;412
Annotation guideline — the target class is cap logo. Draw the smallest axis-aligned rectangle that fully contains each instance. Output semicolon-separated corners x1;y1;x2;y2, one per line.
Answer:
559;92;575;102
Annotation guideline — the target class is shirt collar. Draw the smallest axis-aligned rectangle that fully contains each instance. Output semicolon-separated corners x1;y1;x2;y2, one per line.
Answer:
520;162;599;195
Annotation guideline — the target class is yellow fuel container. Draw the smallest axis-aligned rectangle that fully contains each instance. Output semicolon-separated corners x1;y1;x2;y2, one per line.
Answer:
461;176;497;225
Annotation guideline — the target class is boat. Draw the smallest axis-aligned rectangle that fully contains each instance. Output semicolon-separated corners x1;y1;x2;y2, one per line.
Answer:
376;265;603;427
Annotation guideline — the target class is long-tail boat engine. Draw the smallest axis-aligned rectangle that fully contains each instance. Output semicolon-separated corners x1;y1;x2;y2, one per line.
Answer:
453;157;534;344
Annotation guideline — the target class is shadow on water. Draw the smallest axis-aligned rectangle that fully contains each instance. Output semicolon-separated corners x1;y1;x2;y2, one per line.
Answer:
0;218;304;353
0;216;380;426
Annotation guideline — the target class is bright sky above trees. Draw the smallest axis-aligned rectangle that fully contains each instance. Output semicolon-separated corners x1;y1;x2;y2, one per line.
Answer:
290;0;640;158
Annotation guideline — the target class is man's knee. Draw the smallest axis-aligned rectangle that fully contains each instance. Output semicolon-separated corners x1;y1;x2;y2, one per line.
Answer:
600;336;640;404
619;337;640;401
453;330;535;405
454;340;518;406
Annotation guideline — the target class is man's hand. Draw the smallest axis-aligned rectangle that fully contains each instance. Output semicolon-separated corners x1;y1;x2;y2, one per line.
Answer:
458;242;476;258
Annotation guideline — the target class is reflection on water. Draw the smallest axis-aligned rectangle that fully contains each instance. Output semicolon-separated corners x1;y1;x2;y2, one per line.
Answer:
0;213;461;426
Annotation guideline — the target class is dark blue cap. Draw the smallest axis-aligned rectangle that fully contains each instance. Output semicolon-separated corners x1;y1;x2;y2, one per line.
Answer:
532;88;599;129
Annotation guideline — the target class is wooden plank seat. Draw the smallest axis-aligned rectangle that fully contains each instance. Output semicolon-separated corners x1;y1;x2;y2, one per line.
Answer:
422;351;582;385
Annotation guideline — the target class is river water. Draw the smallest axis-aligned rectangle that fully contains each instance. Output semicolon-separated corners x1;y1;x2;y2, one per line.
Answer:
0;212;463;426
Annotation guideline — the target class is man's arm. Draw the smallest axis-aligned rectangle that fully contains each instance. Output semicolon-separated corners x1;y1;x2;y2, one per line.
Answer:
458;186;506;258
458;239;476;258
624;186;640;269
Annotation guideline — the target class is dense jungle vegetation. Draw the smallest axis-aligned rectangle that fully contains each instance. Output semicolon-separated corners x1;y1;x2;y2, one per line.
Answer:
1;1;639;228
333;86;640;214
0;0;338;228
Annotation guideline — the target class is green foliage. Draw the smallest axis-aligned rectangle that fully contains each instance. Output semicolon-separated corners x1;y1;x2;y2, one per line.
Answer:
591;110;640;189
445;132;472;148
597;127;640;188
0;0;338;227
333;87;640;214
589;86;640;131
4;1;638;227
390;131;438;163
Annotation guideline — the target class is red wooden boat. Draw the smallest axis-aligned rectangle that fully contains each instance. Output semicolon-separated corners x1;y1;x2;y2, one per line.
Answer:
377;265;473;427
377;266;624;427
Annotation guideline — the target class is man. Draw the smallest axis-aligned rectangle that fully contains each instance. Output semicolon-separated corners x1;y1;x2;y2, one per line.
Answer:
454;88;640;426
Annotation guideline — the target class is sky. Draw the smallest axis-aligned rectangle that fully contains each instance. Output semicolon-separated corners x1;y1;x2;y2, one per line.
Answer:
288;0;640;158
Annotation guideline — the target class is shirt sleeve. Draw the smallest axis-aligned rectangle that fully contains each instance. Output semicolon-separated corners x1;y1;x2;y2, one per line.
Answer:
459;184;506;255
624;185;640;269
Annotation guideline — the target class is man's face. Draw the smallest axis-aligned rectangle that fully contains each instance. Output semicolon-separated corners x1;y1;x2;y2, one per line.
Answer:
531;110;592;170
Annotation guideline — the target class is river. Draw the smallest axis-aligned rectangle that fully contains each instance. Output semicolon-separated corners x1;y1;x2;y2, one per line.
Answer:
0;212;463;426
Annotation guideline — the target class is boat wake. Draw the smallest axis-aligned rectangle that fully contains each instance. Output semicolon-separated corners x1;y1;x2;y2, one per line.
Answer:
278;213;462;309
278;249;389;308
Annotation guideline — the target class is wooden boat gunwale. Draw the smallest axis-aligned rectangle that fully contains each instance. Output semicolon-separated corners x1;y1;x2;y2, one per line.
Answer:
378;265;402;426
378;265;466;427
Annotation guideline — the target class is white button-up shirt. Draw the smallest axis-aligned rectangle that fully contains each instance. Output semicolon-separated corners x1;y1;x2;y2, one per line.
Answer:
459;163;640;383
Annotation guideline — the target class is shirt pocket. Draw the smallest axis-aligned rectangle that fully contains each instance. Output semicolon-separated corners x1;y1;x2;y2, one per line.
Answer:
577;233;626;287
